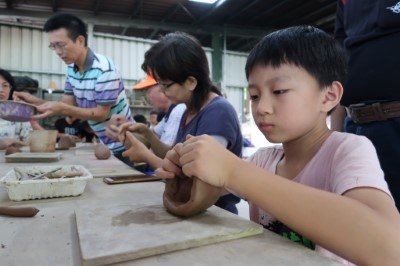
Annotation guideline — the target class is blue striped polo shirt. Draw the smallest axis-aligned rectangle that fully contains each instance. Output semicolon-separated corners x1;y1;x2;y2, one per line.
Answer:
64;48;133;153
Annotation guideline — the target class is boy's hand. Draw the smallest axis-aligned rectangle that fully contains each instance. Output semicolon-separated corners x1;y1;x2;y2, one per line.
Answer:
155;143;184;179
179;134;237;188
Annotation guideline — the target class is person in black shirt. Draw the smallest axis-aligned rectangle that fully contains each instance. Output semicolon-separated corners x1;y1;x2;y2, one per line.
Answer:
331;0;400;211
54;116;82;142
79;120;96;143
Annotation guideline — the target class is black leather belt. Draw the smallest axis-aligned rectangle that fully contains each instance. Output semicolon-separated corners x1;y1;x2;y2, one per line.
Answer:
345;101;400;124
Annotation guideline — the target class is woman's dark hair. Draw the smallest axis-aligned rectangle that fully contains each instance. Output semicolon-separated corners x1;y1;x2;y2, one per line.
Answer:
142;32;221;113
0;68;17;100
43;13;88;46
245;25;346;88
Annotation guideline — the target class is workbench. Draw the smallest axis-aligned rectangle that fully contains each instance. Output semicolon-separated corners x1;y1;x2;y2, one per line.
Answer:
0;144;340;266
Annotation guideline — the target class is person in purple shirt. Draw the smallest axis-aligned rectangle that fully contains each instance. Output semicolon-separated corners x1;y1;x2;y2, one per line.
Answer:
117;32;243;214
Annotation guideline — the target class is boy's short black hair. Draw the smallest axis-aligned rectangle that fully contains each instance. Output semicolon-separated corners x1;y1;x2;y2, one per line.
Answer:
0;68;17;100
245;25;346;88
43;13;88;46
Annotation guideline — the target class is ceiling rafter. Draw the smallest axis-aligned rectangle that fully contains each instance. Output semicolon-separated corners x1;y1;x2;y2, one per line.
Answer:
121;0;145;35
178;2;197;22
245;0;292;25
225;0;261;22
93;0;102;16
295;2;336;25
51;0;57;12
129;0;145;19
266;1;324;27
5;0;13;9
193;0;228;25
147;4;183;39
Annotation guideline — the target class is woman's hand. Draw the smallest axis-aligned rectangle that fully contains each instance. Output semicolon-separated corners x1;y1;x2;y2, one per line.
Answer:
121;131;152;163
155;143;184;179
118;122;152;143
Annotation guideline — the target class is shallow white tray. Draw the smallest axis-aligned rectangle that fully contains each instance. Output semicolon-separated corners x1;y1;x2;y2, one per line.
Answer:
0;165;92;201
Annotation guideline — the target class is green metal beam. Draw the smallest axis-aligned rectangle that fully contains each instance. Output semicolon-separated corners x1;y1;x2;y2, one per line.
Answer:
211;33;223;83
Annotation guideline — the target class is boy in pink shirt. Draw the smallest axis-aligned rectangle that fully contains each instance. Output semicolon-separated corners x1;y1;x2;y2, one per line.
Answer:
157;26;400;265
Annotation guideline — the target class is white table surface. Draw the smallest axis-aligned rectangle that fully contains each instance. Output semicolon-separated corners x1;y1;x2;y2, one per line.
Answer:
0;144;340;266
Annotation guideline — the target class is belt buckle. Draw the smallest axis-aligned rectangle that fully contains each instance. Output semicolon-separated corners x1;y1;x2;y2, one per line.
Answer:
346;103;367;123
348;103;366;109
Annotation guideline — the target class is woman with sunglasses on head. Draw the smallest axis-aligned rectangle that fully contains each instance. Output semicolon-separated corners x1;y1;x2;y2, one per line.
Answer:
117;32;243;214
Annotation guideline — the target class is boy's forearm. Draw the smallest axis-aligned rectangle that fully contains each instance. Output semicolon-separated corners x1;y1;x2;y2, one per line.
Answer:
225;161;400;266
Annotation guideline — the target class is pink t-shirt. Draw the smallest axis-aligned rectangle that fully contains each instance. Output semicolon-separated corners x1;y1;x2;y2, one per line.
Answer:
247;131;392;265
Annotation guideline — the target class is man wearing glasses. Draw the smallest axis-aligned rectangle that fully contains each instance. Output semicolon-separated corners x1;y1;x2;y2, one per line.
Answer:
14;13;134;162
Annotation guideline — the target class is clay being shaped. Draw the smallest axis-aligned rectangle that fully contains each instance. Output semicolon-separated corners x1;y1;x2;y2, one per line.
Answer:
94;144;111;160
163;175;221;217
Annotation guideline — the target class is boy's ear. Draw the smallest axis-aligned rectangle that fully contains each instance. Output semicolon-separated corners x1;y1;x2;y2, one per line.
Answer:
184;76;198;91
322;81;343;112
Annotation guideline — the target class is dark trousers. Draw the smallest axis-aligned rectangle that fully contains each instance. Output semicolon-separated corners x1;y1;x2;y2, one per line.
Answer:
344;117;400;212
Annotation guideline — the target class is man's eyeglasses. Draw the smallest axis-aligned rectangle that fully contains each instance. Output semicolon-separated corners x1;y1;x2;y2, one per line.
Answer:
158;82;175;89
48;42;68;50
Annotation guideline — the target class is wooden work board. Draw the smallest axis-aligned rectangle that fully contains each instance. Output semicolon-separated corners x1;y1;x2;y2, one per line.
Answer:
75;203;263;266
5;152;62;162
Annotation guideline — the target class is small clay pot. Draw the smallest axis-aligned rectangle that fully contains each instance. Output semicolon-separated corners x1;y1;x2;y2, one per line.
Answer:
94;144;111;160
163;176;221;217
58;135;75;150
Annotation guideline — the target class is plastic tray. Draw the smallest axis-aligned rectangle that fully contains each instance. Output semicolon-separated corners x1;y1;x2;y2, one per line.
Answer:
0;165;93;201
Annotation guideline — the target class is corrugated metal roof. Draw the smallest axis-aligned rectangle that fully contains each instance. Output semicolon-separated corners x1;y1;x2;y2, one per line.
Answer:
0;0;337;52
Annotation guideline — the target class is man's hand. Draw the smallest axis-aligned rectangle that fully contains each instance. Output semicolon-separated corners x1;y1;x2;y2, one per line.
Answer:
32;102;67;119
13;91;45;106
